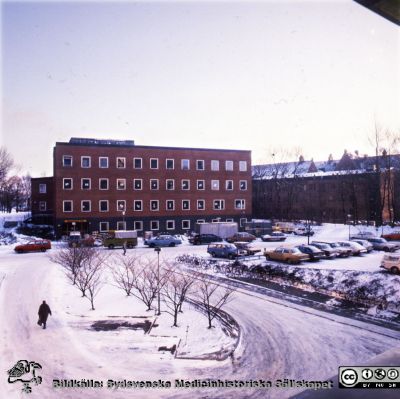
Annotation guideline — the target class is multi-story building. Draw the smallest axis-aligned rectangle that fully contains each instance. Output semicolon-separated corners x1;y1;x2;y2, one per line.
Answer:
33;137;252;237
252;151;400;225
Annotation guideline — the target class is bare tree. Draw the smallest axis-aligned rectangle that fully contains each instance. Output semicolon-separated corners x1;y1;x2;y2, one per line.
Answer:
0;147;13;185
75;250;108;310
194;275;234;329
49;246;96;286
162;269;194;327
110;254;139;296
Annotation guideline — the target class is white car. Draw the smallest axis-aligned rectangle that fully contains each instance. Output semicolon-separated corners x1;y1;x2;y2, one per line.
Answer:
337;241;367;256
380;254;400;274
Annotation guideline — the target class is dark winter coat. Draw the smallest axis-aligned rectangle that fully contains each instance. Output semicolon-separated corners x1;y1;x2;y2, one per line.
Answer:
38;302;52;322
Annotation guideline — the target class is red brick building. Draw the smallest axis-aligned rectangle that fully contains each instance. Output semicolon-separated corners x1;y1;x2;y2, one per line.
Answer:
34;138;252;237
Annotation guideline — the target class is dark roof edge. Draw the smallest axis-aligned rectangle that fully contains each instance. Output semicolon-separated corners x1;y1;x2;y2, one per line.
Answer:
54;141;251;153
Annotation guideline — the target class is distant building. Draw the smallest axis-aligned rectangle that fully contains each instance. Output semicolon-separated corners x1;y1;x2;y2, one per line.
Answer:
32;138;252;237
252;151;400;225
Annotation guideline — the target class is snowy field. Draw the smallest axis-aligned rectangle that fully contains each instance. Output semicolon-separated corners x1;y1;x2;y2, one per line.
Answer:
1;221;400;398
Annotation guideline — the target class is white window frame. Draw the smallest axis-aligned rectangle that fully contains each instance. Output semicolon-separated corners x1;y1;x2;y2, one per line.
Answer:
99;178;109;190
117;178;126;190
133;179;142;190
166;220;175;230
182;200;190;210
81;178;91;190
150;220;159;231
81;200;91;212
116;157;126;169
239;161;248;172
39;201;47;211
99;221;109;232
182;220;190;230
62;155;73;167
63;200;73;213
211;180;220;190
196;160;205;170
213;199;225;210
181;159;190;170
134;221;143;231
99;200;109;212
166;179;175;190
166;200;175;211
150;200;159;211
150;179;159;190
197;180;205;190
63;178;73;190
166;159;174;169
39;184;47;194
240;217;247;227
133;157;142;169
226;180;233;190
240;180;247;190
81;156;91;168
197;199;205;210
133;200;143;211
99;157;109;168
225;160;234;171
211;160;219;171
234;199;246;209
117;200;126;212
117;221;126;230
181;179;190;190
197;219;206;224
226;218;234;222
150;158;159;169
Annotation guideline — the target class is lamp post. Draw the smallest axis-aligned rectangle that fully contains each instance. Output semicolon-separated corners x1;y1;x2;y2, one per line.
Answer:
347;214;352;240
154;247;161;316
122;211;126;229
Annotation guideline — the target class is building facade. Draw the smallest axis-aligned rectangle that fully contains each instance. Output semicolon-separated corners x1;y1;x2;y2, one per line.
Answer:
36;138;252;237
252;152;400;225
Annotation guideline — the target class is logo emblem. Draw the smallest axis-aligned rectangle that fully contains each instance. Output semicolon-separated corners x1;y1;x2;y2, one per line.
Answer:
361;368;373;380
340;368;358;386
374;368;386;380
7;360;42;393
387;369;399;380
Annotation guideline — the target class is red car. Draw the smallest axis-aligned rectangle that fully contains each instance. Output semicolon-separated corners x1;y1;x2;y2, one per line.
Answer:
14;239;52;253
381;231;400;241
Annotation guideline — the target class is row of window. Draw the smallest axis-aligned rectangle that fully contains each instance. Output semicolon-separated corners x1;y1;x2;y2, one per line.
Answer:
61;178;248;191
98;218;248;232
62;199;246;213
62;155;248;172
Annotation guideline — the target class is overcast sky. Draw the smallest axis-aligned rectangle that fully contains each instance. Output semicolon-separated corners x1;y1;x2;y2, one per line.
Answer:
2;0;399;176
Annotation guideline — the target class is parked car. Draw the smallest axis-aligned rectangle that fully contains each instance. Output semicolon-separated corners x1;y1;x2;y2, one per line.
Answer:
207;242;240;259
189;233;223;245
296;245;325;261
310;242;339;258
68;231;95;248
264;246;309;264
226;232;256;243
261;232;287;242
14;239;51;253
380;254;400;274
313;241;352;257
144;235;182;247
350;239;374;253
381;231;400;241
365;237;400;252
293;227;314;236
336;241;367;256
233;241;261;256
350;232;377;240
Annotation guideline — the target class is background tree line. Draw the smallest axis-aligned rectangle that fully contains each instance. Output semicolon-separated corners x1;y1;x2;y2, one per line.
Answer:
0;146;31;213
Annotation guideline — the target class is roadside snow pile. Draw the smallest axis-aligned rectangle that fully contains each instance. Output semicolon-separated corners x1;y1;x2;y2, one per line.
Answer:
254;263;400;310
0;232;17;246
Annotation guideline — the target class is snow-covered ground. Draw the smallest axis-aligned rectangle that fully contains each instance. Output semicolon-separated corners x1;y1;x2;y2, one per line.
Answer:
1;222;400;398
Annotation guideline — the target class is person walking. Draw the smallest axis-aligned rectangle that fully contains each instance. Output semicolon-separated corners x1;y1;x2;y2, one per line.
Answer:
122;240;127;256
37;300;52;329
